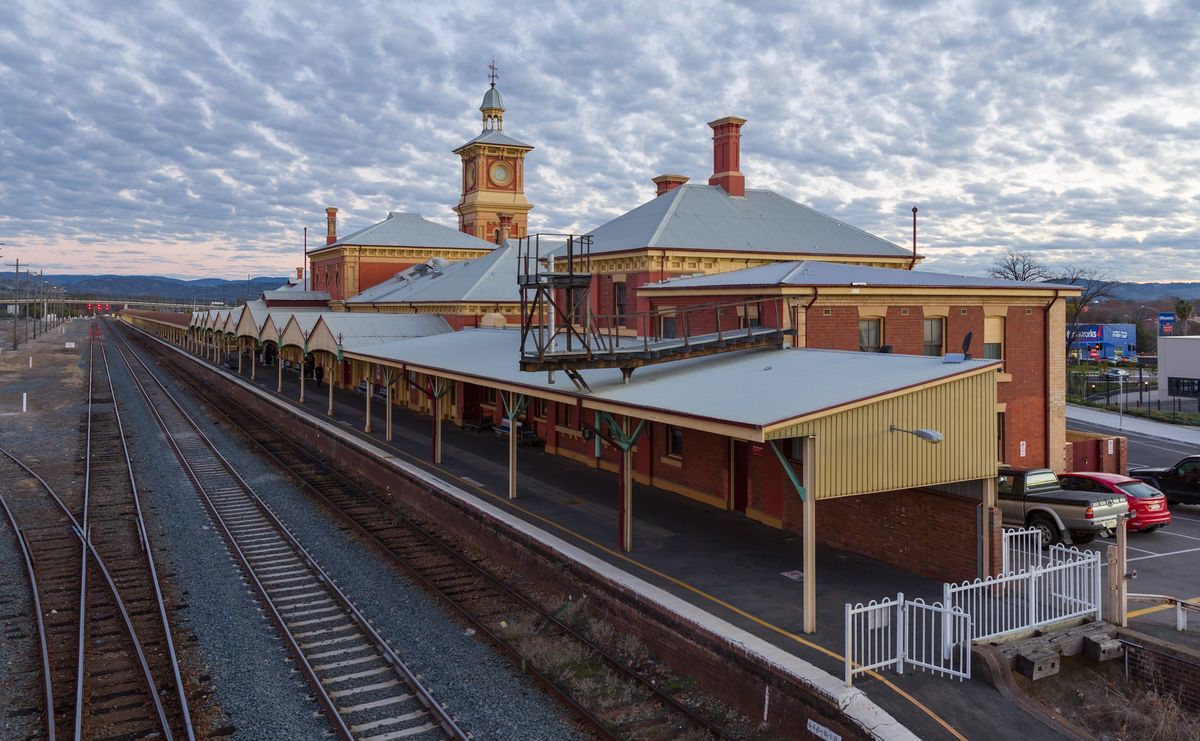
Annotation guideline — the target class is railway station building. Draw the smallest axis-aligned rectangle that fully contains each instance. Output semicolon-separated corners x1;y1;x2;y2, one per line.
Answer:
137;80;1087;633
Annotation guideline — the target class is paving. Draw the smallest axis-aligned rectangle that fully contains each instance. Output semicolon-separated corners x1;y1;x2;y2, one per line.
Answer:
189;348;1082;741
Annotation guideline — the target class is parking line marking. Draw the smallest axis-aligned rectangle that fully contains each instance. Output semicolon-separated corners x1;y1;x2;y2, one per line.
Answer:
1123;544;1159;556
1170;514;1200;524
1128;596;1200;620
1129;546;1200;563
1158;529;1200;543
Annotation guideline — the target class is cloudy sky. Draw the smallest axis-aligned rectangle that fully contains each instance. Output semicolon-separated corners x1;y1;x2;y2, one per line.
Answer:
1;0;1198;281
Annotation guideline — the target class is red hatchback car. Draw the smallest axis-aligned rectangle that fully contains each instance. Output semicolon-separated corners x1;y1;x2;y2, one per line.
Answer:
1059;473;1171;532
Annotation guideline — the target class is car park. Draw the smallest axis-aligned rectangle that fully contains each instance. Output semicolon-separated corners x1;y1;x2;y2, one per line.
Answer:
1059;472;1170;532
1129;456;1200;505
998;467;1129;546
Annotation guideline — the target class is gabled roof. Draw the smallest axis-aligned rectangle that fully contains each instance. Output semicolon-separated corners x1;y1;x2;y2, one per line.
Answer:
642;260;1081;292
348;239;568;306
585;183;912;259
453;129;533;152
315;212;496;252
311;313;452;354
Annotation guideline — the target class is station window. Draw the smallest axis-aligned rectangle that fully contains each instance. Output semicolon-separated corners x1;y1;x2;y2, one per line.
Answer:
858;318;882;352
613;281;627;319
738;305;761;329
660;314;677;339
554;401;573;427
483;387;496;405
984;316;1005;360
667;425;684;457
533;397;547;419
923;318;944;356
786;437;804;461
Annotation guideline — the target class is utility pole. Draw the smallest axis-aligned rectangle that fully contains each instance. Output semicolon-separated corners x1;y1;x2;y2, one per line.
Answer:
12;258;19;350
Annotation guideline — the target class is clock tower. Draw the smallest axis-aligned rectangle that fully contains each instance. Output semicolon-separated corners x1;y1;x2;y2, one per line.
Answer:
453;68;534;243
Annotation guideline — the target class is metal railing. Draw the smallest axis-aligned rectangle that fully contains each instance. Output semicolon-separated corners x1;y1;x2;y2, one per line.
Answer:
945;544;1101;642
1001;526;1045;575
845;593;972;686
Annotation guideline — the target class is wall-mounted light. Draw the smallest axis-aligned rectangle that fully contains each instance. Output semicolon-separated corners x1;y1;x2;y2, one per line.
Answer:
889;424;944;444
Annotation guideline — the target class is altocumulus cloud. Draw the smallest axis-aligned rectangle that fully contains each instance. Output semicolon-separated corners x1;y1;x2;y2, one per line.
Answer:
0;0;1198;280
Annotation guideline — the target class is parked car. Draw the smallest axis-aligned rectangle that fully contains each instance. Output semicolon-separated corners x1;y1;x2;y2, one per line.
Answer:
998;467;1129;546
1059;472;1170;532
1103;368;1130;379
1129;456;1200;505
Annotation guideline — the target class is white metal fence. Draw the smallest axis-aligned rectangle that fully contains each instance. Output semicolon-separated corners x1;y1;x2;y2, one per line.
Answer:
845;593;972;686
1001;526;1045;575
945;544;1101;642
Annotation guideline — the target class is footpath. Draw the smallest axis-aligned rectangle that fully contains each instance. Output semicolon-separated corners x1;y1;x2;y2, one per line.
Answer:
1067;404;1200;446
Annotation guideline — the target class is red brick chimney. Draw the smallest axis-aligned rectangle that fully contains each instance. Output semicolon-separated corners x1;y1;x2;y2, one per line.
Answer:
497;212;513;244
325;207;338;245
652;174;689;197
707;116;747;197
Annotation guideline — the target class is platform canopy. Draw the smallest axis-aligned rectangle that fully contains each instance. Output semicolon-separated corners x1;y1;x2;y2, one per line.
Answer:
346;328;1001;497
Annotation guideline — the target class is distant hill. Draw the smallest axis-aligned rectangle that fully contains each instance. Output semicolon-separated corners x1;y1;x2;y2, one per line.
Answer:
0;274;290;303
1109;282;1200;301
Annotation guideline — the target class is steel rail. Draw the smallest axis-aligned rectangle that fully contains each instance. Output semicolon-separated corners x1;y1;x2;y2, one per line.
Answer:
82;324;176;740
0;443;172;740
108;320;468;741
0;458;57;741
119;317;728;739
96;325;196;740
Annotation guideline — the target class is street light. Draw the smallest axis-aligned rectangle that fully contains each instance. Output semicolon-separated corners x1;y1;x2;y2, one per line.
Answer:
889;424;945;444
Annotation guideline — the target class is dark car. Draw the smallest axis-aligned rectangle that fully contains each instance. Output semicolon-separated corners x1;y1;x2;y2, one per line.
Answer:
1060;472;1171;532
1129;456;1200;505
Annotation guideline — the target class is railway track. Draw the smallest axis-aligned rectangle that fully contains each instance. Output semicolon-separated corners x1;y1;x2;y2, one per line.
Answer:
117;320;732;739
107;320;468;741
0;321;192;739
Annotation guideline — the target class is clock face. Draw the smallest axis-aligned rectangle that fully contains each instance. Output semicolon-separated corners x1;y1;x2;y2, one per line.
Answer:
489;162;511;185
465;166;476;189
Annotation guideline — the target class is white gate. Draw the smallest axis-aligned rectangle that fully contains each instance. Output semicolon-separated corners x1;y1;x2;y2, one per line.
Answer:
1001;526;1045;575
845;593;972;686
945;545;1102;642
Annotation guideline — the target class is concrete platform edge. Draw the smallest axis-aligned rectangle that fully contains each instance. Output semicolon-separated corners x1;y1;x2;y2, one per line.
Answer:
129;321;916;740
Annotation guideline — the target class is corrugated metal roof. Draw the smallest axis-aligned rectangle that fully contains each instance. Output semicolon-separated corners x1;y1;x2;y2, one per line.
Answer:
585;184;911;258
454;129;533;151
319;212;496;251
349;329;998;431
480;86;504;111
315;313;452;349
642;260;1079;291
263;289;331;302
348;239;569;305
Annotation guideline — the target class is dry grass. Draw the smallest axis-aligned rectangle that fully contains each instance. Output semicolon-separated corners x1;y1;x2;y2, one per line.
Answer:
1026;655;1199;741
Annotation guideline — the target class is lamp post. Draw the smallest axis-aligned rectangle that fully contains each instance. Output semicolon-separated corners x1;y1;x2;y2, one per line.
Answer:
888;424;945;444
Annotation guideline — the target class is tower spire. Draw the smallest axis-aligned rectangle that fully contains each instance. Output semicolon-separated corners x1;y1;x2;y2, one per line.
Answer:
488;57;498;88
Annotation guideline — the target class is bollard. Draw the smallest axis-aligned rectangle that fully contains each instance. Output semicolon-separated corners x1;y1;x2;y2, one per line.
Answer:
28;356;33;368
22;392;27;413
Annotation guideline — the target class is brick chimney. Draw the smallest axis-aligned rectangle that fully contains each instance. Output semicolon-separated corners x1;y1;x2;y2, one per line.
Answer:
497;212;513;244
652;174;689;197
707;116;747;197
325;206;338;245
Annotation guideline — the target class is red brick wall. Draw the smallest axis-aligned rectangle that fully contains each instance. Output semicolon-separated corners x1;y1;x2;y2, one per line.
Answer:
359;261;416;293
999;307;1048;467
812;489;982;583
311;256;343;300
805;306;859;350
647;425;730;502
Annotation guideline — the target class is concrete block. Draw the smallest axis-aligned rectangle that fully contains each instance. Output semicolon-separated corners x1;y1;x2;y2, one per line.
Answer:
1015;649;1060;681
1084;636;1124;662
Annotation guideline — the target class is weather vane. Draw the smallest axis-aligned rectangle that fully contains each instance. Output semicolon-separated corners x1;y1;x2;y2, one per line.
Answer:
488;57;498;88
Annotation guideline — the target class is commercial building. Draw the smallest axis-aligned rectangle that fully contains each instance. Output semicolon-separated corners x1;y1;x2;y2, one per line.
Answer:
1068;323;1137;363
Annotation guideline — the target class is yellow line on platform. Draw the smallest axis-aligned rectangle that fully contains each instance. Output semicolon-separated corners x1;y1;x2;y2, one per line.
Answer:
420;460;966;740
1128;596;1200;619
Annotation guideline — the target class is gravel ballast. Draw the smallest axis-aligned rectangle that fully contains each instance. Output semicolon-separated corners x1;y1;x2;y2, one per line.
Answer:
115;326;582;739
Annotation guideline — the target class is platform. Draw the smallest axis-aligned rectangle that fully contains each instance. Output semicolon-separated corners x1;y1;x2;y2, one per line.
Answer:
173;346;1072;740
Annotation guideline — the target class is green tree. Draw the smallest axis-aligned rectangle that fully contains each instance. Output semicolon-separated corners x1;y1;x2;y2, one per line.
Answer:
1175;297;1193;336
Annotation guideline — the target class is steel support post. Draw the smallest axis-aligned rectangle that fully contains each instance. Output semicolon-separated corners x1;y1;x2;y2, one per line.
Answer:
327;361;335;416
364;379;372;433
299;358;305;403
432;386;443;464
238;338;243;374
385;382;393;442
803;436;816;634
276;354;283;393
620;433;634;551
250;342;256;380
